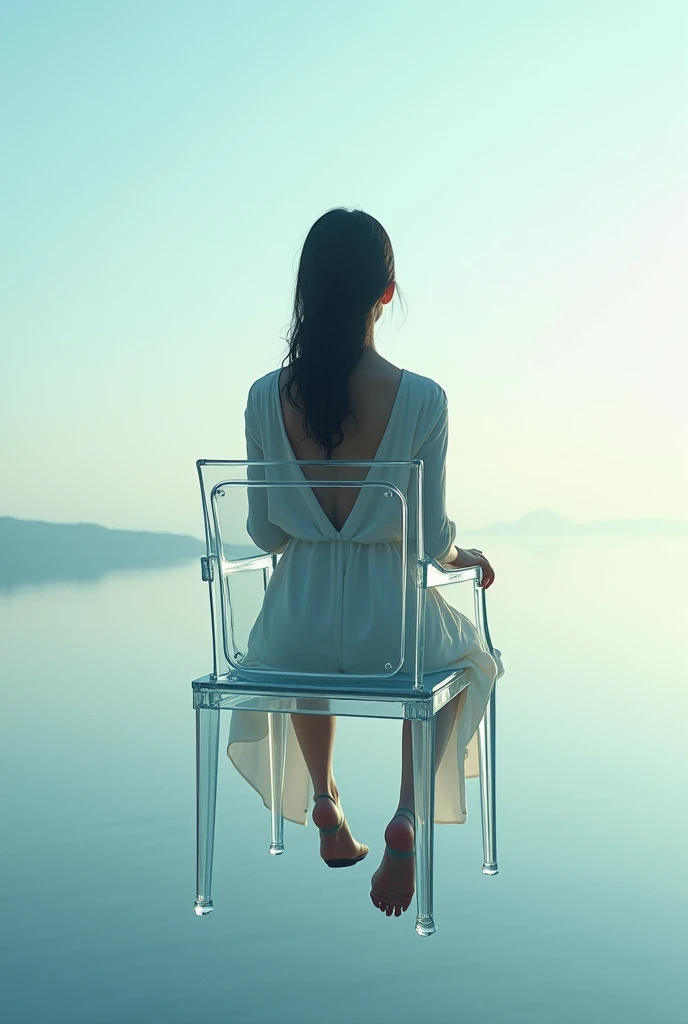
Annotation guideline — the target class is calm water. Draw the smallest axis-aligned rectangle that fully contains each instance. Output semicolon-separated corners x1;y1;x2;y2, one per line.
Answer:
1;537;687;1023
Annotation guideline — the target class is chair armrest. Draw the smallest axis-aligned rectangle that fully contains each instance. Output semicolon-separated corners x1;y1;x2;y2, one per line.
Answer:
201;552;276;581
421;557;483;589
222;551;275;576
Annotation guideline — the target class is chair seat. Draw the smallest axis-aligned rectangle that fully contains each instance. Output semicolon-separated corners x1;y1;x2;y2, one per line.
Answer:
192;667;470;720
224;665;464;693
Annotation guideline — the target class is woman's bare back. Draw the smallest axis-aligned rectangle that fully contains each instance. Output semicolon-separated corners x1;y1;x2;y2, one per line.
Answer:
278;352;404;532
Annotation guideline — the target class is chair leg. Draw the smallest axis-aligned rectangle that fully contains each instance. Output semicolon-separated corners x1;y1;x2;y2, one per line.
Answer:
411;717;436;936
267;712;287;855
194;707;220;915
478;686;498;875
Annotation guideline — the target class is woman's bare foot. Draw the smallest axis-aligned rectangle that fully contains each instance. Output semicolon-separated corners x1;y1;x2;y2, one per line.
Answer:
370;810;415;917
312;793;368;865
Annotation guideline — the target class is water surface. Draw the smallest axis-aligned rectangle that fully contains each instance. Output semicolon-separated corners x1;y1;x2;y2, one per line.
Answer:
1;537;686;1022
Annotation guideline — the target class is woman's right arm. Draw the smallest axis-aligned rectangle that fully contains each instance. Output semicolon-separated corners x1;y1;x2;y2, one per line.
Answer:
414;395;457;563
442;546;495;588
417;392;495;588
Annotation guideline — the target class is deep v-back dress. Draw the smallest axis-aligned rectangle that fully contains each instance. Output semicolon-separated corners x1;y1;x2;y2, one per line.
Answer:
227;367;504;824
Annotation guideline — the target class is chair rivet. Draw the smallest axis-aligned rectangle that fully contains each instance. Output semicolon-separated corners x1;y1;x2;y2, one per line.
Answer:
385;663;393;670
217;489;225;497
384;491;393;498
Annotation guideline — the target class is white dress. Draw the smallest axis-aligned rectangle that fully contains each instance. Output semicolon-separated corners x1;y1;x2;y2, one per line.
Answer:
227;367;504;825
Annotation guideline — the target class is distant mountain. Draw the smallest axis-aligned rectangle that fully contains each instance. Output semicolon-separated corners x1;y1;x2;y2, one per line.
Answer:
0;517;206;590
472;509;688;535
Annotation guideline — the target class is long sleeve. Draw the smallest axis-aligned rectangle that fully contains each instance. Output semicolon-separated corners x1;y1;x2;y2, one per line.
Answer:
245;402;290;554
414;395;456;561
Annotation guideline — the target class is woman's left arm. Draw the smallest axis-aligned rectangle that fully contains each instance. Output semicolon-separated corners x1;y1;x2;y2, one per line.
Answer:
245;406;290;555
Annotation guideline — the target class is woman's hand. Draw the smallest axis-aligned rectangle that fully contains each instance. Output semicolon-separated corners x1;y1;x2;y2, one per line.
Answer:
442;546;495;589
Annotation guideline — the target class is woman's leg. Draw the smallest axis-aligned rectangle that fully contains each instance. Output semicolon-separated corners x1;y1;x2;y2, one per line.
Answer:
397;693;462;810
371;693;462;915
291;713;368;862
290;713;337;799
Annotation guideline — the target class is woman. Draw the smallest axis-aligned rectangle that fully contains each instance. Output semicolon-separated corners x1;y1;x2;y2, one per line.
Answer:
228;207;504;918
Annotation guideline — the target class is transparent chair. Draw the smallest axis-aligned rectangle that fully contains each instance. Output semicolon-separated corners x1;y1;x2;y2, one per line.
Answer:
192;458;498;936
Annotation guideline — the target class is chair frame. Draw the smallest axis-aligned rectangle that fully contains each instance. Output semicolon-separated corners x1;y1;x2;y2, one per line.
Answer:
192;458;498;936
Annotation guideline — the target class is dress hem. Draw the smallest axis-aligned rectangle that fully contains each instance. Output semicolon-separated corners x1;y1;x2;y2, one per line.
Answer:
227;742;310;827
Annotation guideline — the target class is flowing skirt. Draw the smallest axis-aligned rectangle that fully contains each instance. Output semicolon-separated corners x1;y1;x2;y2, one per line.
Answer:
226;546;504;825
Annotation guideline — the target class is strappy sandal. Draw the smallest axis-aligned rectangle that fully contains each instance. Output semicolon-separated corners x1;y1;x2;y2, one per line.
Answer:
370;806;416;911
313;793;369;869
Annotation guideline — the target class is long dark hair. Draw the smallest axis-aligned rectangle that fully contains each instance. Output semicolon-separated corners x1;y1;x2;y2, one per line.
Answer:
281;207;404;458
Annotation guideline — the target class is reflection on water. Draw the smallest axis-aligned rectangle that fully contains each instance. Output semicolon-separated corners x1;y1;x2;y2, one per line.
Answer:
1;537;687;1023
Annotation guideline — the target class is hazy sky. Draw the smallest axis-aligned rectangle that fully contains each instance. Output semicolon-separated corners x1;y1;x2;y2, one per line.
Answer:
2;1;685;536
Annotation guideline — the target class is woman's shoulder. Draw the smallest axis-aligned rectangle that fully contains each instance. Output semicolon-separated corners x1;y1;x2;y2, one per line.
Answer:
398;369;449;453
245;368;281;409
402;368;447;412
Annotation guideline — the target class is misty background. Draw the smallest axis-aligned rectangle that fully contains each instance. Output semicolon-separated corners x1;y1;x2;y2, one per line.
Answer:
2;0;685;543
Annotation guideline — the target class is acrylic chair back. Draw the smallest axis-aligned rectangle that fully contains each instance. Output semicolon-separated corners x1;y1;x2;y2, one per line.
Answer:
196;457;430;688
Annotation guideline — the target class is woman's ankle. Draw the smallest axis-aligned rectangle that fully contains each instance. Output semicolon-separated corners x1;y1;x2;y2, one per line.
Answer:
313;782;339;805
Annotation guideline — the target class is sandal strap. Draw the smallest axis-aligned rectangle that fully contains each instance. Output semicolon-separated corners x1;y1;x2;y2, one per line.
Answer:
393;806;416;826
385;844;416;858
313;792;344;835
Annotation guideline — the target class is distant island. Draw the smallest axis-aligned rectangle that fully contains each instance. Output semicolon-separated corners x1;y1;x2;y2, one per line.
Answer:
0;517;206;590
471;509;688;535
3;509;685;591
0;516;267;590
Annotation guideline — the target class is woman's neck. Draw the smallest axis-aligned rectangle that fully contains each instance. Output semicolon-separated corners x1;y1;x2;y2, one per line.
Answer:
350;345;399;381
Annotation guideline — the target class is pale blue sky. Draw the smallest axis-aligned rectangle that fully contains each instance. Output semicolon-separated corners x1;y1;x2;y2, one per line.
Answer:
1;1;685;535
